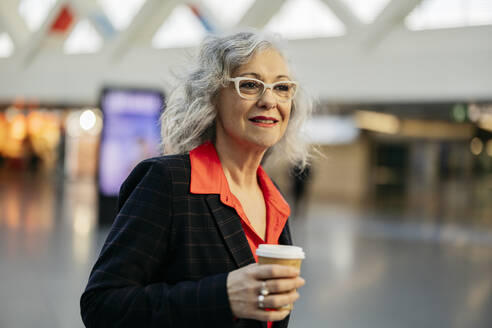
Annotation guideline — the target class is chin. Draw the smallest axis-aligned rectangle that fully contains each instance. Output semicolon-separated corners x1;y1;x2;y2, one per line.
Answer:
248;136;281;150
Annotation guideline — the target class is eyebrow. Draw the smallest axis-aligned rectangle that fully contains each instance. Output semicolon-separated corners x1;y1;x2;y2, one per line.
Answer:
239;72;292;80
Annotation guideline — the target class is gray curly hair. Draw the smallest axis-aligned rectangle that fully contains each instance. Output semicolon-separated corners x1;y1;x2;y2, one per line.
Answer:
160;30;312;168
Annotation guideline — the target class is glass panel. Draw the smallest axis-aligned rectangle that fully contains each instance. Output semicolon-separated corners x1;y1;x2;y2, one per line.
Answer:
98;0;146;30
340;0;391;23
0;33;15;58
406;0;492;30
264;0;346;39
18;0;57;31
201;0;256;28
151;5;207;49
63;20;103;54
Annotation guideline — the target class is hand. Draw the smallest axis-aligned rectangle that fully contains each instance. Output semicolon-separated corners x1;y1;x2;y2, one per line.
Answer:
226;263;305;322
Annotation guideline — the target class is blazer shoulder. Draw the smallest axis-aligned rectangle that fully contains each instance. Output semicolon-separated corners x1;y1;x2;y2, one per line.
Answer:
117;154;191;209
121;154;188;180
140;153;190;168
145;154;191;183
134;154;191;178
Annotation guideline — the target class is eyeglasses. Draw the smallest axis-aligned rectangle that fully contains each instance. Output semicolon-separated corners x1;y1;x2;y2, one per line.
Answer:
227;77;298;102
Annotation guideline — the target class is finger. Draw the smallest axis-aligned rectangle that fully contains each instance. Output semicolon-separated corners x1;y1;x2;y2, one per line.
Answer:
263;291;299;309
263;277;305;294
257;309;291;322
253;264;300;280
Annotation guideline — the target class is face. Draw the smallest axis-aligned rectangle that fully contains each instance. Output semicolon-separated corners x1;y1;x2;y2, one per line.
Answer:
215;48;293;153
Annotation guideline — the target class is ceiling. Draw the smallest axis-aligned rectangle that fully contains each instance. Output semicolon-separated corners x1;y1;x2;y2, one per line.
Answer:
0;0;491;106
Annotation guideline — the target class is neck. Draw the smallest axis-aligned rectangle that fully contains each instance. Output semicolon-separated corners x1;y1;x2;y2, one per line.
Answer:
214;136;266;189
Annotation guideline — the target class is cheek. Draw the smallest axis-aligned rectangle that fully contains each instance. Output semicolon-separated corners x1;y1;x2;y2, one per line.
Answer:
218;93;248;120
282;104;292;124
216;96;235;124
217;103;248;132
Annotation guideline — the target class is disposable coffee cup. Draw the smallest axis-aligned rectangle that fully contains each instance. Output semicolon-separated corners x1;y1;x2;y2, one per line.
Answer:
256;244;305;311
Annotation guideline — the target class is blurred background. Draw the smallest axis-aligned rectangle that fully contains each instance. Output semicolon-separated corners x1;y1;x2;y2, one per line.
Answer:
1;0;492;327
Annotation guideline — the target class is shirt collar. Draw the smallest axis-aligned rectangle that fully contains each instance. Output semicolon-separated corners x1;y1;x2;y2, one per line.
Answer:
189;141;225;195
189;142;290;218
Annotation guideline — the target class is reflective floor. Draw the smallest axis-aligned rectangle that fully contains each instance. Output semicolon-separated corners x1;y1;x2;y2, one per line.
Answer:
1;169;492;328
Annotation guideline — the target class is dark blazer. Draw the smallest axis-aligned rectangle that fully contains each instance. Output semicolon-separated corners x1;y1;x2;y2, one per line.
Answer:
81;154;292;328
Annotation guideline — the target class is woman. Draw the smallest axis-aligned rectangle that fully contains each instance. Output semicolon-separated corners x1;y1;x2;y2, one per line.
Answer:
81;30;312;328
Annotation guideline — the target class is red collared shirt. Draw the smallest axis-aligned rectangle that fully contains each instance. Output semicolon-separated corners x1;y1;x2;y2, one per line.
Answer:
190;142;291;328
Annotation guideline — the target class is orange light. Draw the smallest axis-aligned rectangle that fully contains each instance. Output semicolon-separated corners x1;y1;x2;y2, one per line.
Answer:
0;113;7;152
27;111;44;135
10;115;27;140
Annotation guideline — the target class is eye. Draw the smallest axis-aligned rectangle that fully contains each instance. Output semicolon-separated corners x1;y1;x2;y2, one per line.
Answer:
239;80;261;90
274;83;291;92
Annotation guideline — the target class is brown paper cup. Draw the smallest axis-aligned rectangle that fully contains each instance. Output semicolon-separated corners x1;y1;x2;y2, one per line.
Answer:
256;245;305;311
257;257;302;269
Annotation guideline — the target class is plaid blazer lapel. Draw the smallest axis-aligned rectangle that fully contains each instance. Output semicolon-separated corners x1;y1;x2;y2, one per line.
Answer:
278;220;293;246
205;194;256;268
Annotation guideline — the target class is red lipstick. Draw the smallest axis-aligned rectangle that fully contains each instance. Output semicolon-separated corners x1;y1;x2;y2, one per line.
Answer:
249;116;279;127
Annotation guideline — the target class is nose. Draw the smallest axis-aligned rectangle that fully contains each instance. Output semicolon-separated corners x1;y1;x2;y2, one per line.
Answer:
257;87;277;110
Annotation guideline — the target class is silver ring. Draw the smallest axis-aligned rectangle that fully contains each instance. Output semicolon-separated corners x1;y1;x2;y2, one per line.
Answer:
258;294;265;309
260;281;269;296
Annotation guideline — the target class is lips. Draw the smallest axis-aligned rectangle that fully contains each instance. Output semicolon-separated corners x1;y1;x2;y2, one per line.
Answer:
249;116;279;124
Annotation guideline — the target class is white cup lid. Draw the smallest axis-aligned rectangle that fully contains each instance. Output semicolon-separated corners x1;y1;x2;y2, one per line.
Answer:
256;244;305;259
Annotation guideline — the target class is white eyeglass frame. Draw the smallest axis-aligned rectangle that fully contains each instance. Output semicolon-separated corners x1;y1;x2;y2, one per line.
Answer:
227;77;298;102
